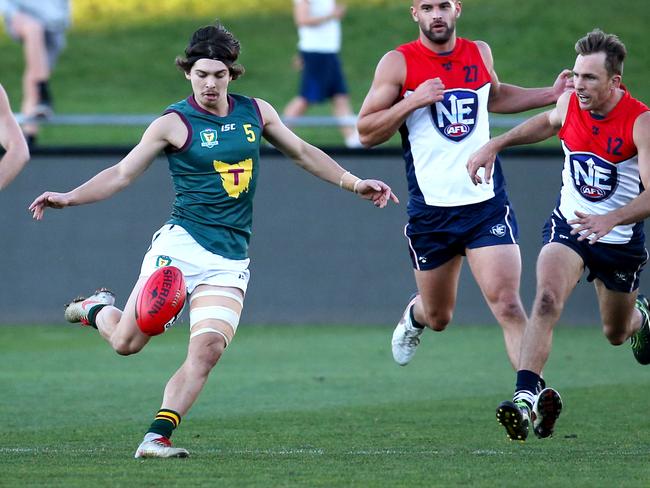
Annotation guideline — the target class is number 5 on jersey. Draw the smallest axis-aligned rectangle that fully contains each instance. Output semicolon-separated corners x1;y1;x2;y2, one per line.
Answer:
243;123;256;142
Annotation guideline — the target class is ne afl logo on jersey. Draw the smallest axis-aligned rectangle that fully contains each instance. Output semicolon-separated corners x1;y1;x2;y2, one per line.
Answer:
431;89;478;142
570;153;617;202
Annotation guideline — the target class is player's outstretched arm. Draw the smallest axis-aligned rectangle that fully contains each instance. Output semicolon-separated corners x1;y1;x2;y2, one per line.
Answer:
568;112;650;243
488;70;573;113
256;98;399;208
29;113;184;220
476;41;573;114
467;92;569;185
0;84;29;191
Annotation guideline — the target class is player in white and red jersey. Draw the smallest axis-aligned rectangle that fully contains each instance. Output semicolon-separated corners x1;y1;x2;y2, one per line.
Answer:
468;29;650;442
357;0;572;374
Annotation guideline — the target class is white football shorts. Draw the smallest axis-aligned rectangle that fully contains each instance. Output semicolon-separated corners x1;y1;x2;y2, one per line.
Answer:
140;224;251;295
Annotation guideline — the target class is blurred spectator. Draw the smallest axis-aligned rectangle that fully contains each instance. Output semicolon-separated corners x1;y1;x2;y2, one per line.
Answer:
0;0;71;147
283;0;362;148
0;83;29;190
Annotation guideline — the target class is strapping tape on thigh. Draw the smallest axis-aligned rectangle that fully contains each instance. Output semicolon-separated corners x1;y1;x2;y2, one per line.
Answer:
189;327;229;344
190;306;240;331
190;290;243;307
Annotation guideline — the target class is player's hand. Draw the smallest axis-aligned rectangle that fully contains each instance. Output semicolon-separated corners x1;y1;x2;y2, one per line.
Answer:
552;69;574;99
355;179;399;208
410;78;446;109
567;210;617;244
28;191;71;220
466;141;498;185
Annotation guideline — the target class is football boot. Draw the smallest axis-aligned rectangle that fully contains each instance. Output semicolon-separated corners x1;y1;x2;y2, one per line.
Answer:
631;294;650;365
64;288;115;326
496;399;531;442
532;387;563;439
134;436;189;459
391;294;423;366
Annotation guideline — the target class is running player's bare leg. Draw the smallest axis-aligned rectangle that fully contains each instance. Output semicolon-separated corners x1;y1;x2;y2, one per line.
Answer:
391;256;463;365
413;255;463;331
467;244;526;369
594;280;640;345
520;244;583;374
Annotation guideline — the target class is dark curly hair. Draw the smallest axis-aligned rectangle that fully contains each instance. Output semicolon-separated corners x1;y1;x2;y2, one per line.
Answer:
175;22;245;80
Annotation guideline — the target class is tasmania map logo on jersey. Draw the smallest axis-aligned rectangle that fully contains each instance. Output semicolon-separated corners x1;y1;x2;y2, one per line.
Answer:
569;152;618;202
431;89;478;142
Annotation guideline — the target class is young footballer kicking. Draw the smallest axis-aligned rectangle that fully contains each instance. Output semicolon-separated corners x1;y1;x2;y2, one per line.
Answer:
29;22;398;458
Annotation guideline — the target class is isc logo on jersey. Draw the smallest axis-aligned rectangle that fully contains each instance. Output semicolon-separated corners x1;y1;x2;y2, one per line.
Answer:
431;89;478;142
570;153;617;202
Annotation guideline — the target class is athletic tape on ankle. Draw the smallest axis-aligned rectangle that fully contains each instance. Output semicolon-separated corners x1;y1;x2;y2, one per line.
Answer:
190;306;240;331
189;327;230;345
190;290;243;306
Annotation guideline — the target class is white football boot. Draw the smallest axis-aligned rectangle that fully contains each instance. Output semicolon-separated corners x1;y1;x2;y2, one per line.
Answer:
391;294;424;366
64;288;115;326
134;436;189;459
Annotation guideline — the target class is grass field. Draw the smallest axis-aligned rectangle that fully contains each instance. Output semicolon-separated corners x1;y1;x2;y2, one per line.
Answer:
1;324;649;487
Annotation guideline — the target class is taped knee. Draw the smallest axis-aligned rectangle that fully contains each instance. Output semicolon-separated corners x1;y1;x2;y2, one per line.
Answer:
190;290;243;307
189;327;229;344
189;305;241;346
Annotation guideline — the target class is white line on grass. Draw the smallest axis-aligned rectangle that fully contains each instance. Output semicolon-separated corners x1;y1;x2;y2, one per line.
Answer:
5;447;647;457
184;448;443;456
1;447;439;456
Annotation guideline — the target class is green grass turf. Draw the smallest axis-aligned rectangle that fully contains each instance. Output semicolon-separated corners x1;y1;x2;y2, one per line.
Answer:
0;0;648;147
1;324;648;487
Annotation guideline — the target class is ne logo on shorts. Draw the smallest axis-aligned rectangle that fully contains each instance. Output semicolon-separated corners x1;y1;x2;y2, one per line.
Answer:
490;224;507;237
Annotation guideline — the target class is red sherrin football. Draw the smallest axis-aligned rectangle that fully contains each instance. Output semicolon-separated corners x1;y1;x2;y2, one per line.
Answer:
136;265;186;336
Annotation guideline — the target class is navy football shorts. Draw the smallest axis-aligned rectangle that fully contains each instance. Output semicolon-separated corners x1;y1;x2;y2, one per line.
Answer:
542;210;648;292
404;195;519;271
299;51;348;103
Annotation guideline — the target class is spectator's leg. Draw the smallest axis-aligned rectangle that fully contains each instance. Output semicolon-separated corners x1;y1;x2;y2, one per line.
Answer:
333;94;361;147
11;12;51;142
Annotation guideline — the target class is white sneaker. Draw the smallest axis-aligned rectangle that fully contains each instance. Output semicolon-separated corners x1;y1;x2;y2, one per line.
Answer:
64;288;115;326
391;295;424;366
134;436;189;459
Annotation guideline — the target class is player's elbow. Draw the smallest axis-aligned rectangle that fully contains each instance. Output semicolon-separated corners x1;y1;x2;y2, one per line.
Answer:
113;167;139;191
357;127;382;148
9;139;30;167
19;151;29;168
0;146;30;191
17;143;30;165
487;98;510;114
